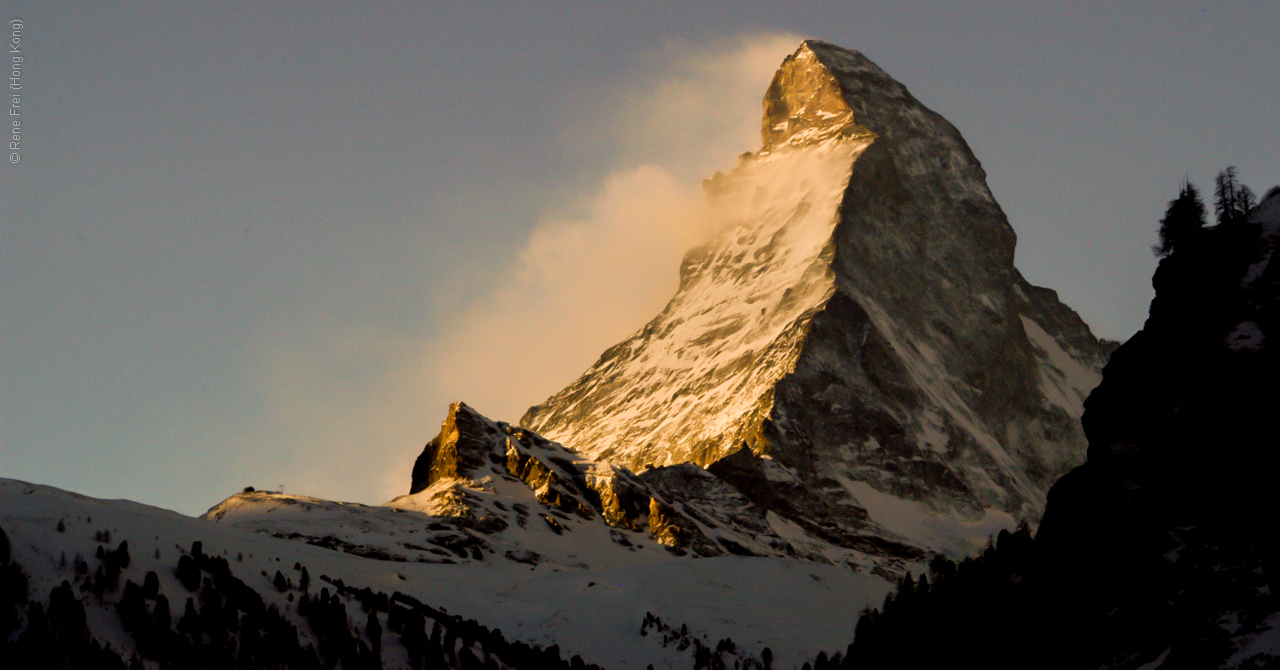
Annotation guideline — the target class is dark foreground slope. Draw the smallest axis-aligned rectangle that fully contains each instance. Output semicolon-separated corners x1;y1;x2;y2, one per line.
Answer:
840;191;1280;670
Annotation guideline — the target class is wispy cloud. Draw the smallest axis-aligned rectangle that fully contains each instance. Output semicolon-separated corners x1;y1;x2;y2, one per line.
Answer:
430;33;803;420
246;33;803;505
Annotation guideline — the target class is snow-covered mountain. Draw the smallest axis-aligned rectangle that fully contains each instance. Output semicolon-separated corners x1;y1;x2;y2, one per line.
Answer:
522;40;1109;558
206;39;1114;587
1;40;1125;669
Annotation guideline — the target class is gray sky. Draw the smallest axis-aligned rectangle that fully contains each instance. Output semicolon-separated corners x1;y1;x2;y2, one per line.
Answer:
2;1;1277;515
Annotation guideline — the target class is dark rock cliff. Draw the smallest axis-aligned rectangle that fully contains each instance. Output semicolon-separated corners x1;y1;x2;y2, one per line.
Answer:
845;191;1280;669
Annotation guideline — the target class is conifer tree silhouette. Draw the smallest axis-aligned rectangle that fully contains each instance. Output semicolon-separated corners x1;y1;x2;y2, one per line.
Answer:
1214;166;1257;226
1154;182;1206;257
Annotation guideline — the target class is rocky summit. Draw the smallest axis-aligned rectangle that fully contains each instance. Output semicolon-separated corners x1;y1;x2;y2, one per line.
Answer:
518;40;1112;558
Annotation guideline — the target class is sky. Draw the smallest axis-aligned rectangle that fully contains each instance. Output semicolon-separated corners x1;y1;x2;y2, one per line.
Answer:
1;1;1277;516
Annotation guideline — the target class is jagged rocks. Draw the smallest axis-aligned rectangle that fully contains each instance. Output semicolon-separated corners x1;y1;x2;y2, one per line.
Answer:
396;403;916;570
646;498;696;555
406;402;606;522
410;400;495;494
639;464;770;558
706;448;922;561
581;468;650;533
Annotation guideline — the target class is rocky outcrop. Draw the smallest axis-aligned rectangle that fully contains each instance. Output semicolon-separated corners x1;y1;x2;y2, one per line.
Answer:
639;463;777;559
410;400;495;494
522;40;1109;556
402;402;917;571
1028;191;1280;666
408;402;619;525
646;497;700;555
707;448;922;560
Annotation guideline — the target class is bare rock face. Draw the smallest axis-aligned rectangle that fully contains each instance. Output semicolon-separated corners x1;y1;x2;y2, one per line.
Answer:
522;41;1110;556
639;463;774;559
410;400;497;495
408;402;625;525
706;447;921;561
847;192;1280;669
646;496;701;556
403;402;912;571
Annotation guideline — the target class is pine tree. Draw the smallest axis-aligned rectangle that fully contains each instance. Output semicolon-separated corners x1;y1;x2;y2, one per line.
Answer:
1239;184;1258;217
91;565;107;600
366;608;382;655
1214;166;1256;226
142;571;160;599
114;541;131;570
177;597;200;640
1155;181;1207;257
176;555;200;592
48;581;89;643
153;594;171;633
116;581;147;632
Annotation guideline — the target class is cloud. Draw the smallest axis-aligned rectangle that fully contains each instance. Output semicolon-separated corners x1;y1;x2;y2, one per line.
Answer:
604;33;805;180
430;33;803;420
425;166;706;421
248;33;803;505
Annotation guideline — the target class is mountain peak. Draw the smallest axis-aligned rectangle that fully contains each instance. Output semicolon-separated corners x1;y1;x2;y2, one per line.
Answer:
521;41;1110;559
761;41;864;148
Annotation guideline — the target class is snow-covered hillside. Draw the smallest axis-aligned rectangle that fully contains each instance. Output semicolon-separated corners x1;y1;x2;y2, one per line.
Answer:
521;137;869;471
1;478;891;669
